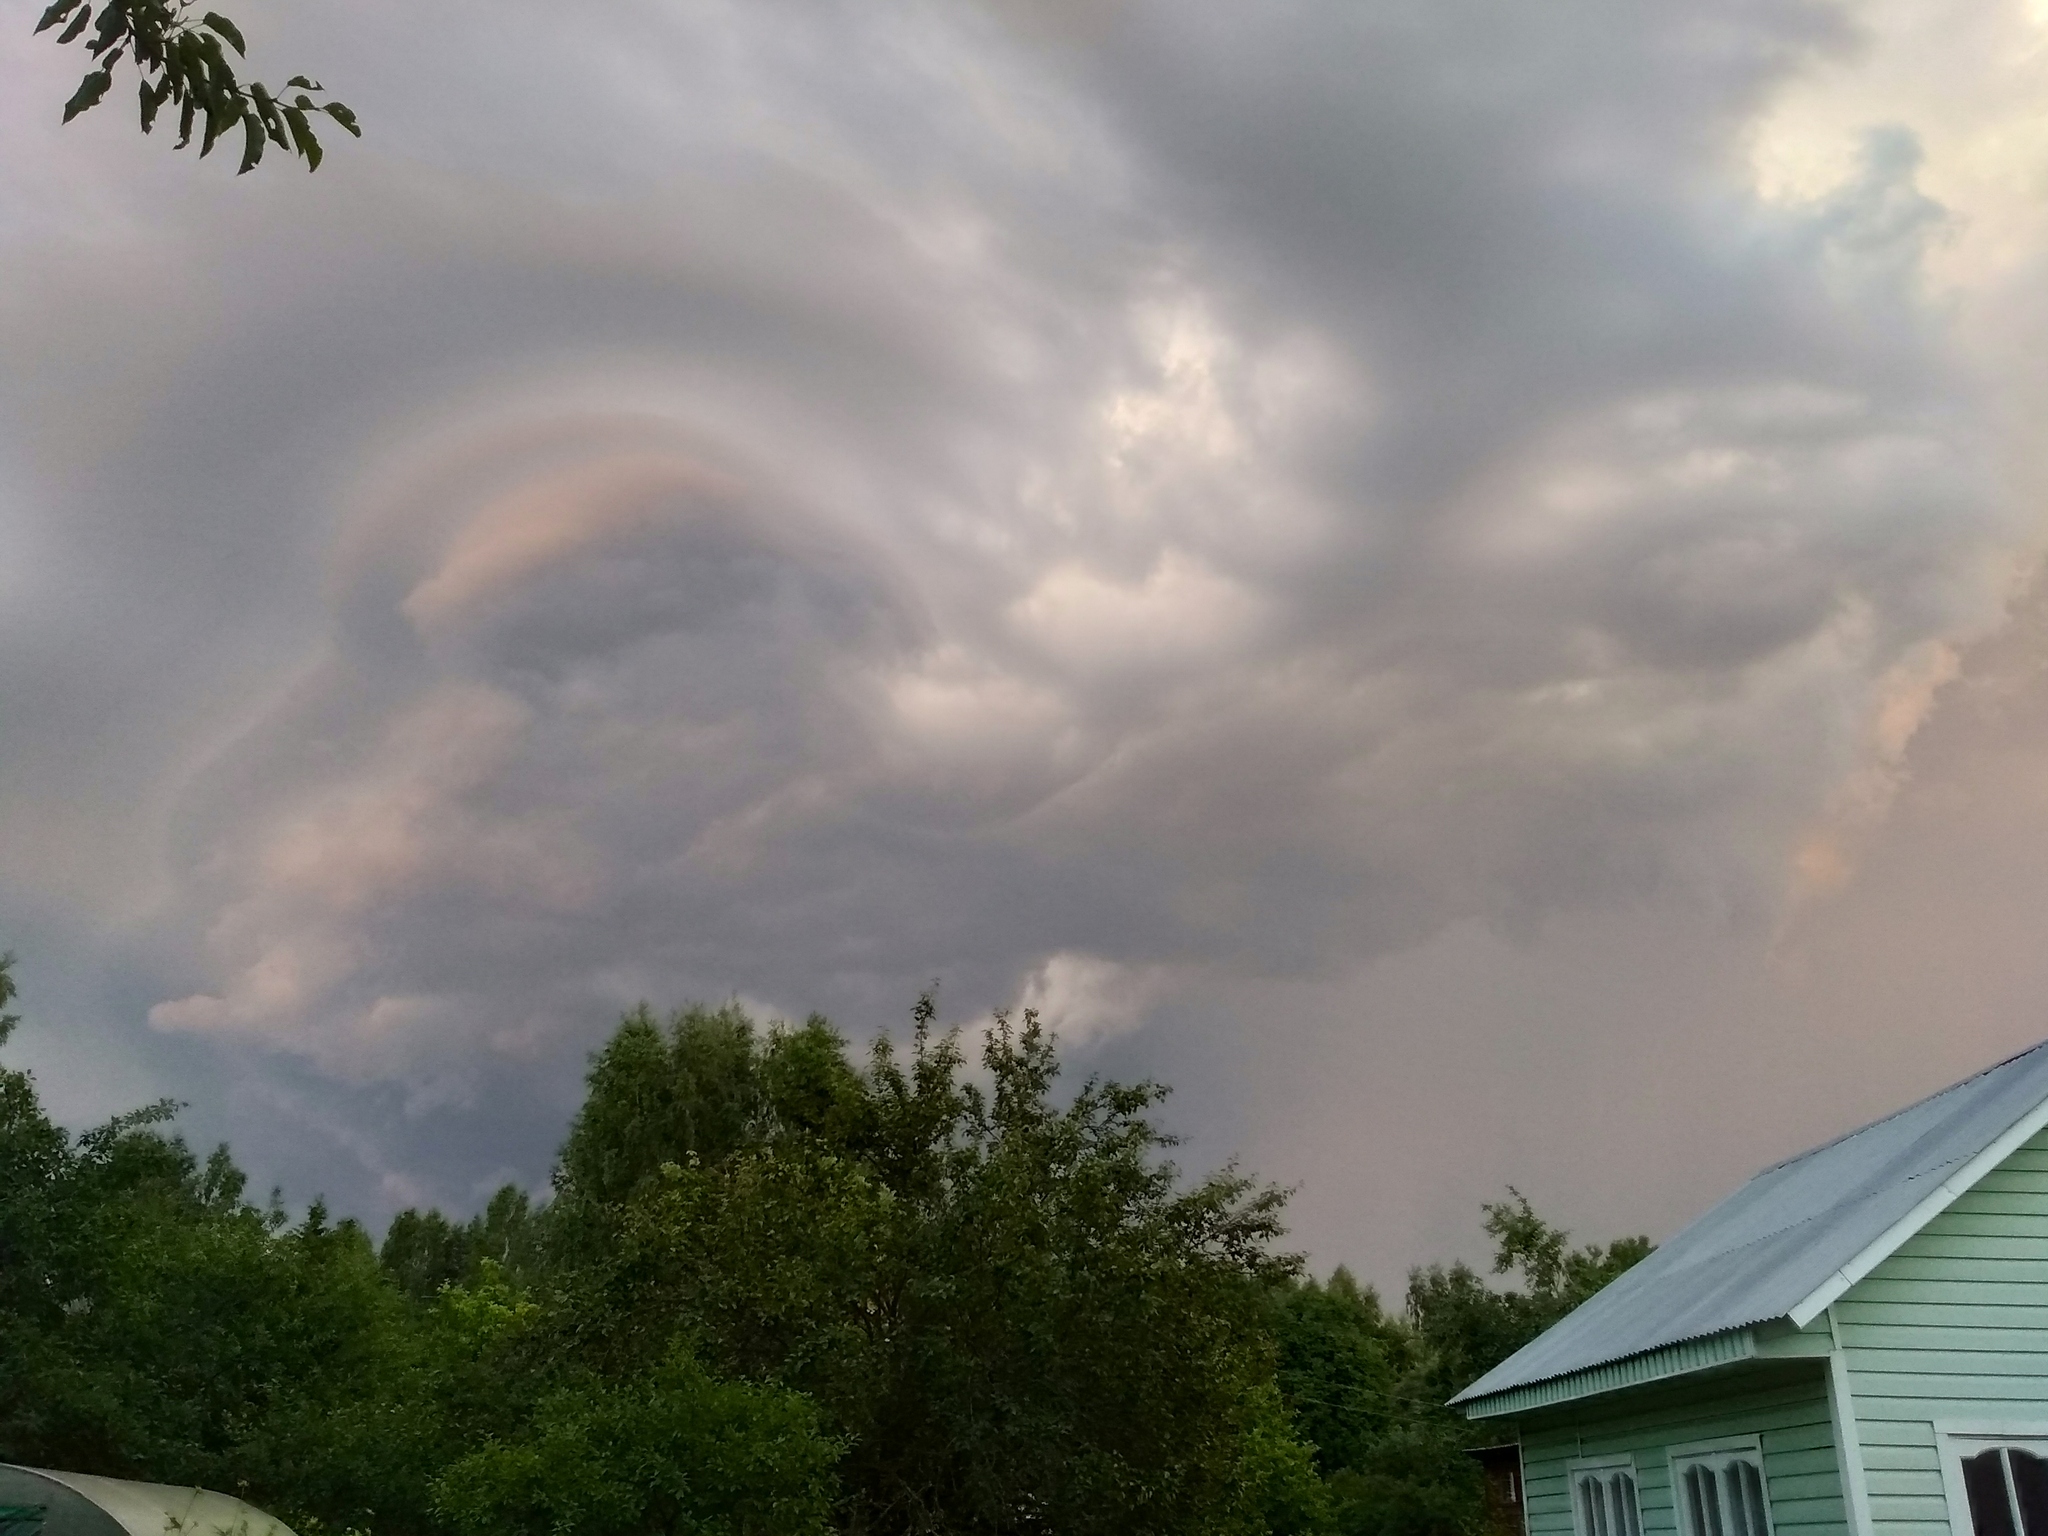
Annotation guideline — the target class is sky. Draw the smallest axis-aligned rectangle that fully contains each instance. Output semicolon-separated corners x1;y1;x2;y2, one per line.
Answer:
6;0;2048;1293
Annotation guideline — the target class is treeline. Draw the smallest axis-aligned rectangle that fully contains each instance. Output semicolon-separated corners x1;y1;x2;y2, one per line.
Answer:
0;958;1649;1536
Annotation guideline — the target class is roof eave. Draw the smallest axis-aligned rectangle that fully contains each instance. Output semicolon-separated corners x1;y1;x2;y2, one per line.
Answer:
1455;1320;1840;1420
1455;1327;1762;1419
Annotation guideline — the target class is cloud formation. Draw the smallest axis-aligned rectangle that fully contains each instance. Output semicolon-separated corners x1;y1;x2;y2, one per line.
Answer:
5;0;2046;1274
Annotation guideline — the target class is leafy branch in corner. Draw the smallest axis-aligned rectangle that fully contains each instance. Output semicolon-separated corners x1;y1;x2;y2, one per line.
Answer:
35;0;359;173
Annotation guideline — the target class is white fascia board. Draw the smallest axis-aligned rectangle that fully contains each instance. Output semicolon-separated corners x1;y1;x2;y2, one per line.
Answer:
1789;1091;2048;1328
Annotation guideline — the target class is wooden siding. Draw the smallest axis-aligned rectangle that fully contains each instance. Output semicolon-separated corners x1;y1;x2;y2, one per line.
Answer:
1837;1128;2048;1536
1519;1368;1846;1536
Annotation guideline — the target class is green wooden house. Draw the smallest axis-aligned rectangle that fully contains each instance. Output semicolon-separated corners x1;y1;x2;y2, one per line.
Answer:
1452;1040;2048;1536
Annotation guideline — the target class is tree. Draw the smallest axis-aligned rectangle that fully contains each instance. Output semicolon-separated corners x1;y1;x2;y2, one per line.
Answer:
1267;1194;1651;1536
555;996;1322;1536
431;1341;841;1536
0;958;409;1519
1267;1269;1481;1536
381;1184;544;1305
1404;1188;1651;1409
1269;1269;1408;1478
2;948;1650;1536
34;0;357;172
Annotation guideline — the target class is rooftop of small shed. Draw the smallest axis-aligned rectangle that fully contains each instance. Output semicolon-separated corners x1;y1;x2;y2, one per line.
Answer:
0;1465;295;1536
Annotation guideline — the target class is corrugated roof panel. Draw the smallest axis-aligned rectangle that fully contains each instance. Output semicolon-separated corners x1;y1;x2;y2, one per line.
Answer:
0;1469;295;1536
20;1471;296;1536
1462;1329;1761;1419
1452;1035;2048;1408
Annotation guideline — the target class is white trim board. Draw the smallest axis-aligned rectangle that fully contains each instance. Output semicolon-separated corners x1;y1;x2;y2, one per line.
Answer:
1568;1454;1639;1474
1825;1319;1874;1536
1790;1093;2048;1327
1667;1432;1767;1461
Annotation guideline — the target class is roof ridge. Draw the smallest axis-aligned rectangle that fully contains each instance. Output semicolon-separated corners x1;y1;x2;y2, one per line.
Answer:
1752;1035;2048;1178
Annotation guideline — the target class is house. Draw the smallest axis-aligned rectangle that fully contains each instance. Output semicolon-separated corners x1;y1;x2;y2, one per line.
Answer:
0;1465;294;1536
1452;1038;2048;1536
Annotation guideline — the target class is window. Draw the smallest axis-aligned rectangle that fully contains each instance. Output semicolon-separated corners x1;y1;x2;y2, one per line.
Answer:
1940;1432;2048;1536
1571;1458;1642;1536
1671;1441;1773;1536
1960;1446;2048;1536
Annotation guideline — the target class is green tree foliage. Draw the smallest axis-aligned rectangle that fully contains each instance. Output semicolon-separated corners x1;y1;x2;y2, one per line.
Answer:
1267;1193;1651;1536
0;950;1651;1536
33;0;357;171
1404;1189;1653;1410
381;1185;543;1305
554;997;1316;1536
1267;1270;1481;1536
0;958;406;1509
1269;1269;1407;1476
431;1342;840;1536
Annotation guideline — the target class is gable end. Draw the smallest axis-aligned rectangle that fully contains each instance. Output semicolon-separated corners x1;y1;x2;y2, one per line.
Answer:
1787;1089;2048;1329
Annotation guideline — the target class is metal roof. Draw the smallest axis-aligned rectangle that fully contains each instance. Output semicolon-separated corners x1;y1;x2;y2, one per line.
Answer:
0;1466;296;1536
1452;1036;2048;1409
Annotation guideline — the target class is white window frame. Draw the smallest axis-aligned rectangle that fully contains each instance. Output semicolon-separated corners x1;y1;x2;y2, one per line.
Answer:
1570;1454;1644;1536
1668;1434;1776;1536
1934;1420;2048;1536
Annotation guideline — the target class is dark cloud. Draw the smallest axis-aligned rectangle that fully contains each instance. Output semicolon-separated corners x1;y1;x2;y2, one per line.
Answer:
0;0;2029;1265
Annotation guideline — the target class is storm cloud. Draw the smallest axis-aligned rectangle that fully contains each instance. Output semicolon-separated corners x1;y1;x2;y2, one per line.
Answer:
3;0;2042;1280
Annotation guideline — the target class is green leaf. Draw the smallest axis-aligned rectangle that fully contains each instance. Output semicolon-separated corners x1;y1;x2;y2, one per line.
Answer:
283;104;321;170
217;97;246;155
322;100;359;136
165;29;196;88
138;75;159;133
238;110;264;174
201;11;245;55
56;4;92;44
249;87;287;148
61;65;112;122
34;0;83;37
87;4;121;53
285;75;318;90
125;1;170;56
196;29;234;87
176;90;197;147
